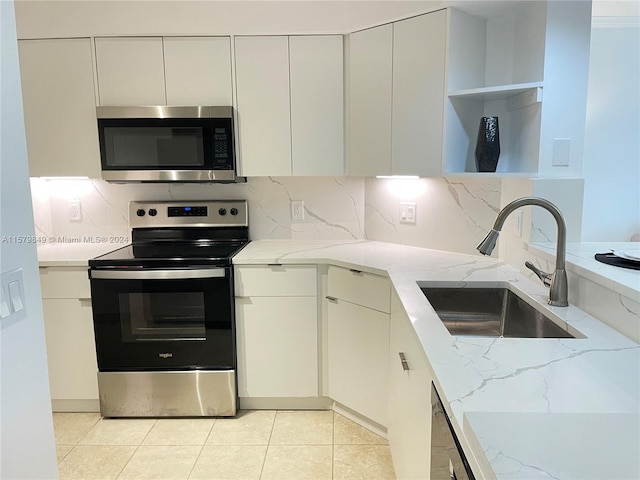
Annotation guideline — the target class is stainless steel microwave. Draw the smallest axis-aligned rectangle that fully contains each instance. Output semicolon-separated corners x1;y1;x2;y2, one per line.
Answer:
96;106;242;183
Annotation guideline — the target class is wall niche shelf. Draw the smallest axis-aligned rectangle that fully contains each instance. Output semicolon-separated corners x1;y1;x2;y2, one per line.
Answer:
448;82;543;109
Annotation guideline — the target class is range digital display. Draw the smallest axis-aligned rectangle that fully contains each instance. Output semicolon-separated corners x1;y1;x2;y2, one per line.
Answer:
167;206;208;217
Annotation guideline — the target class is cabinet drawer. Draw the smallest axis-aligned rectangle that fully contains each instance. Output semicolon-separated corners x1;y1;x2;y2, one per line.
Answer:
328;265;390;313
39;267;91;299
234;265;317;297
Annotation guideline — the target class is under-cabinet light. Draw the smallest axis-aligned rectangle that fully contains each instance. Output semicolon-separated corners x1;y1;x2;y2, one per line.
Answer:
375;175;420;179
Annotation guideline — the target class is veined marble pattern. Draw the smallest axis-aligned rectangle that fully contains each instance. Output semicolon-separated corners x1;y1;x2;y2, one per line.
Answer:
30;177;365;244
364;177;501;256
234;240;640;480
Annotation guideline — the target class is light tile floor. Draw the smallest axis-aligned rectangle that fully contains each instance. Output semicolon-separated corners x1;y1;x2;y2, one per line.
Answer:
54;410;396;480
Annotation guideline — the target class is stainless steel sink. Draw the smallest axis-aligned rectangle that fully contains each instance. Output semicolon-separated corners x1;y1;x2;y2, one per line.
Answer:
420;285;577;338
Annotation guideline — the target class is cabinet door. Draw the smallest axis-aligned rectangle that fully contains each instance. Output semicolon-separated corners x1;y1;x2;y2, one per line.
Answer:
95;37;165;106
164;37;232;106
388;291;433;479
234;36;292;176
328;298;389;426
236;296;318;397
18;38;101;177
348;24;393;176
42;298;99;401
290;36;344;176
392;11;446;177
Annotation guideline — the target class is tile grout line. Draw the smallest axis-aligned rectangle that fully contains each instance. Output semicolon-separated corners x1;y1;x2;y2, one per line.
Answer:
186;418;217;480
259;410;278;479
114;417;158;480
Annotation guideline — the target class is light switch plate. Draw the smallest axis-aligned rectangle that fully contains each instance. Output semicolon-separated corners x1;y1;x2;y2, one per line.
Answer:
1;268;27;323
400;202;416;224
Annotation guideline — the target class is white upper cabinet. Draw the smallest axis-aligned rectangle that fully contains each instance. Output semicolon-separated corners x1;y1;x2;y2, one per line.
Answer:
163;37;232;106
289;36;344;176
95;37;166;106
391;10;446;177
348;24;393;177
95;36;233;107
235;35;344;177
348;10;447;177
234;36;292;176
18;38;101;177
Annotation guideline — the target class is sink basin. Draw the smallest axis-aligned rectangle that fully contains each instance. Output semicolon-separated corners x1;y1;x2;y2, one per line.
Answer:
419;284;577;338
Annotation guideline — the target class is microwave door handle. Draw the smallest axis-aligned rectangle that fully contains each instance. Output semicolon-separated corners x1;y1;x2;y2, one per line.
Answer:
91;268;226;280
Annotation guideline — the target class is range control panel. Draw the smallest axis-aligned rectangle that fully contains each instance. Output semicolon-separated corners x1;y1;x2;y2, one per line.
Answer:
130;200;248;228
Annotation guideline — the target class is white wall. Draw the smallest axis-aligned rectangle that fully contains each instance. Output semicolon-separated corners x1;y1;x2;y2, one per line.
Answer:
0;1;58;477
581;20;640;241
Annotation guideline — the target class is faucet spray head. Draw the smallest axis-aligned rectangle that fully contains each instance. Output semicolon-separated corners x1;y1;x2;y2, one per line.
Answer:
477;229;500;255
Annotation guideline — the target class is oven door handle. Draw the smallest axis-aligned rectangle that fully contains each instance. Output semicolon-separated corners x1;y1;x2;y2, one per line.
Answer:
91;268;227;280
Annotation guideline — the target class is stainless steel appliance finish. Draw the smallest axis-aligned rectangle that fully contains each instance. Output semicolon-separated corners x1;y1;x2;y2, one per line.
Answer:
101;169;241;183
89;200;249;418
420;286;575;338
96;105;233;119
431;383;475;480
98;370;236;417
477;197;569;307
97;106;243;183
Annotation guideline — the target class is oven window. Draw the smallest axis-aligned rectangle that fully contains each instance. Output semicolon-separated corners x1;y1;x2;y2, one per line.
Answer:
104;126;205;168
119;291;206;341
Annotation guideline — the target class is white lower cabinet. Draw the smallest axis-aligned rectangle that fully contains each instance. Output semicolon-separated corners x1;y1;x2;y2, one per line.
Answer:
234;265;318;399
39;267;98;411
236;296;318;397
327;298;389;426
326;265;390;426
387;289;434;479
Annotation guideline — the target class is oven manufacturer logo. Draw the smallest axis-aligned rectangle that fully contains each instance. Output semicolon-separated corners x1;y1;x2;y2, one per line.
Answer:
159;353;173;359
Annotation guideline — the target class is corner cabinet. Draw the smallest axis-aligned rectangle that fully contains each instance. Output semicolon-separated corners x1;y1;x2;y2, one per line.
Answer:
348;10;447;177
234;265;319;399
39;266;99;412
326;265;390;426
94;36;233;106
18;38;101;177
234;35;344;177
387;289;434;479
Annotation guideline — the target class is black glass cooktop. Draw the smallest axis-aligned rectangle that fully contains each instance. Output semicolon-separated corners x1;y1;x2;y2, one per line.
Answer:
89;226;249;269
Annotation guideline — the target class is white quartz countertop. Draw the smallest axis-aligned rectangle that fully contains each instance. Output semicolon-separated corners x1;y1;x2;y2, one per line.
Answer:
37;242;126;266
234;240;640;480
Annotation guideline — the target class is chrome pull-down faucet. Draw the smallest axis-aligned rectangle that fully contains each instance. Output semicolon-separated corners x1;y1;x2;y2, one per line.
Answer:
476;197;569;307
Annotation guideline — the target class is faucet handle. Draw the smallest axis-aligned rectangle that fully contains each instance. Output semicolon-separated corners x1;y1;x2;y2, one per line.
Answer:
525;261;552;287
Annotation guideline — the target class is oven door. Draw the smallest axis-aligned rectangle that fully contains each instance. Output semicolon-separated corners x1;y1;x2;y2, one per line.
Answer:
89;266;234;371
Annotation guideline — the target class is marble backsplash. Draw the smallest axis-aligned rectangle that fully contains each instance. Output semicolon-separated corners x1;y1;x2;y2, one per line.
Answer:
364;176;502;256
30;175;577;260
30;176;366;244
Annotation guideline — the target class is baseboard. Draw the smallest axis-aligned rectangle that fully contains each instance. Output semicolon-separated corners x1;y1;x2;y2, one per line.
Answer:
332;401;388;439
51;399;100;412
239;396;332;410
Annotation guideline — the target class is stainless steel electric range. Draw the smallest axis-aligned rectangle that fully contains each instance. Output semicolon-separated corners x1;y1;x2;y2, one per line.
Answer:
88;200;249;417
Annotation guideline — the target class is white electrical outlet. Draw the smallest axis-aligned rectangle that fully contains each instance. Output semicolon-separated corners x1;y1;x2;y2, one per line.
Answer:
514;210;523;238
291;200;304;221
69;199;82;221
400;202;416;224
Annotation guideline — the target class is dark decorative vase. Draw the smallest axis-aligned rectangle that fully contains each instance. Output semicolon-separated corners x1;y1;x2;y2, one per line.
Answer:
474;116;500;172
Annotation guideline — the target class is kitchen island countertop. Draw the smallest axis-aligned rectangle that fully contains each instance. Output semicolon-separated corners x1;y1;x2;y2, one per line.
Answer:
234;239;640;480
